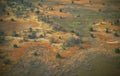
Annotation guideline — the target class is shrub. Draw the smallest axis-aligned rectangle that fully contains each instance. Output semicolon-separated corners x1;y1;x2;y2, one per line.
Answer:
59;9;62;12
114;32;119;37
29;27;33;32
105;28;109;33
3;59;11;65
0;49;3;54
13;44;18;48
0;50;5;59
89;27;94;32
40;35;44;38
33;52;40;56
28;31;37;39
56;52;62;58
11;18;15;21
0;19;3;22
0;55;5;59
71;1;74;4
65;37;82;47
12;31;19;37
114;48;120;54
50;37;55;43
61;43;66;50
90;34;95;38
35;10;40;15
0;31;6;43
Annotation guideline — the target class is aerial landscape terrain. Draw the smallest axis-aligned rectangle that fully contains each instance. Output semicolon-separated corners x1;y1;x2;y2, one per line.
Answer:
0;0;120;76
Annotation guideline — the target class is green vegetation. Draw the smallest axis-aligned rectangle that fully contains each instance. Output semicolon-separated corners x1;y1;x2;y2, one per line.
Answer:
3;59;12;65
105;28;109;33
28;31;37;39
114;48;120;54
0;54;6;59
13;44;19;48
59;9;63;12
33;52;40;56
90;34;95;38
0;19;3;22
0;31;6;43
114;32;119;37
89;27;94;32
0;50;5;59
12;31;19;37
29;27;33;32
11;18;15;21
65;37;82;47
56;52;62;58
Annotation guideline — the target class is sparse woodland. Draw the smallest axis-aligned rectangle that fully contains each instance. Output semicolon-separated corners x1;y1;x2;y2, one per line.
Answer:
0;0;120;76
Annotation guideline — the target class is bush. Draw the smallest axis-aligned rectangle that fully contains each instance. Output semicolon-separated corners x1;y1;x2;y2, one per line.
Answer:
56;52;62;58
33;52;40;56
90;34;95;38
71;1;74;4
11;18;15;21
114;32;119;37
59;9;62;12
28;31;37;39
0;31;6;43
13;44;18;48
89;27;94;32
114;48;120;54
105;28;109;33
29;27;33;32
3;59;11;65
0;19;3;22
0;49;5;59
0;55;5;59
65;37;82;47
12;31;19;37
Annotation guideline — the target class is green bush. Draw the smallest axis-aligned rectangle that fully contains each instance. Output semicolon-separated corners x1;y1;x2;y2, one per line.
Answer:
114;48;120;54
3;59;11;65
0;55;5;59
90;34;95;38
13;44;18;48
59;9;62;12
89;27;94;32
56;52;62;58
105;28;109;33
12;31;19;37
29;27;33;32
11;18;15;21
0;19;3;22
33;52;40;56
114;32;119;37
65;37;82;47
28;31;37;39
